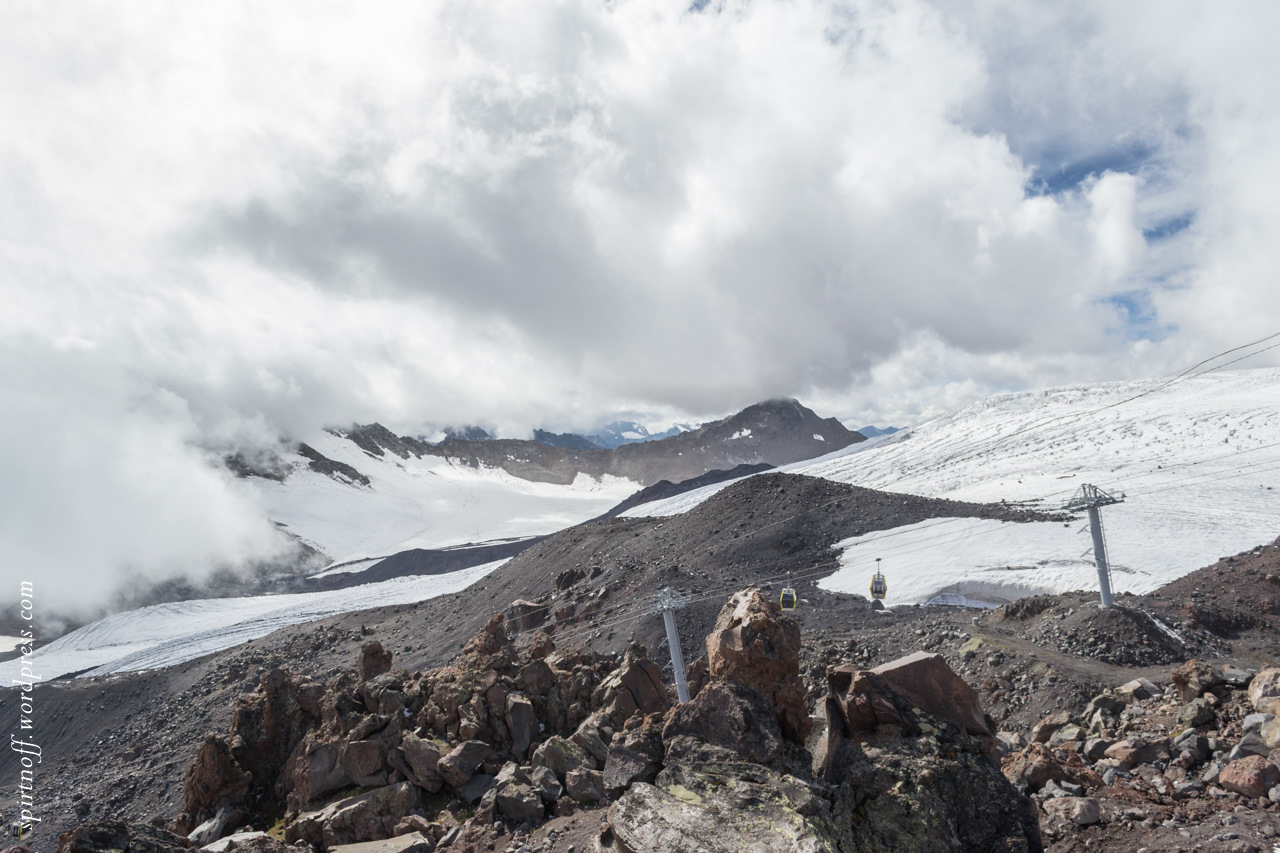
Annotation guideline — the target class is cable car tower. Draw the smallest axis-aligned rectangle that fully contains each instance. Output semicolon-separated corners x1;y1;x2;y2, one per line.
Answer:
1064;483;1123;608
869;557;888;610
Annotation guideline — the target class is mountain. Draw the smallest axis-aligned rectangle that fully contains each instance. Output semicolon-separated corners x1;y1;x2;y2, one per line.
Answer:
586;420;695;448
856;424;901;437
625;366;1280;608
416;398;865;487
532;429;601;450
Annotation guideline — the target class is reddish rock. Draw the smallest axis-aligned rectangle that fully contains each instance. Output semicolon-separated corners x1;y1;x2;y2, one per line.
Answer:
1030;711;1073;744
1002;743;1070;793
1103;737;1170;770
182;734;251;825
869;652;992;737
1218;755;1280;799
662;681;782;764
1171;659;1221;702
357;642;393;681
705;588;811;742
593;643;669;728
436;740;492;789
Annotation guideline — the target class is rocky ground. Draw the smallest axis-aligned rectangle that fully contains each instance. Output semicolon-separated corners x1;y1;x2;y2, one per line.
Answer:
2;475;1278;852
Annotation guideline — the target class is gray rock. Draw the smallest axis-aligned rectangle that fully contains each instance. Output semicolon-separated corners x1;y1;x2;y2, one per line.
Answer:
436;740;492;789
456;774;495;805
1226;731;1271;761
1115;678;1158;703
529;765;563;804
328;833;435;853
1242;713;1273;733
565;768;606;805
505;694;537;760
495;782;545;824
1221;665;1254;688
341;740;389;788
603;744;661;797
1043;796;1102;826
1178;698;1216;728
531;736;594;782
1082;738;1112;763
1201;761;1224;784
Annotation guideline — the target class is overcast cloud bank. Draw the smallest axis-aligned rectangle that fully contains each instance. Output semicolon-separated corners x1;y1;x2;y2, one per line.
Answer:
3;0;1278;614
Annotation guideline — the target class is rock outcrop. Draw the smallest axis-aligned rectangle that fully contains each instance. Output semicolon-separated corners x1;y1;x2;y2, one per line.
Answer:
705;587;812;742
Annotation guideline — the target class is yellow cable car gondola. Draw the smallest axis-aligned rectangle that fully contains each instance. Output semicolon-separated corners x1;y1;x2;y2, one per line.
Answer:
780;586;797;611
870;557;887;600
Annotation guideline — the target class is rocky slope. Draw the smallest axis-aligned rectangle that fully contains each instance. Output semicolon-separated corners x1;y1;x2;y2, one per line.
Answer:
5;492;1278;852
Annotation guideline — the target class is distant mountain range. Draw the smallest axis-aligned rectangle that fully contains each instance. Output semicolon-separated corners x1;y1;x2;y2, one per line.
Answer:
320;398;865;488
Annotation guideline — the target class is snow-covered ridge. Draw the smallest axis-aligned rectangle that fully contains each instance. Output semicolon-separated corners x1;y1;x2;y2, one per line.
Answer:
629;368;1280;605
256;431;638;565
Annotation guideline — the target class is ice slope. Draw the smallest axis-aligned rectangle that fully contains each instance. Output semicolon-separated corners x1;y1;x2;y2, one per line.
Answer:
1;560;508;683
255;431;638;564
625;368;1280;606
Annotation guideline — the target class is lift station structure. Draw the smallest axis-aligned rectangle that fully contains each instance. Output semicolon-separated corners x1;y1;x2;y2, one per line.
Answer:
1064;483;1124;608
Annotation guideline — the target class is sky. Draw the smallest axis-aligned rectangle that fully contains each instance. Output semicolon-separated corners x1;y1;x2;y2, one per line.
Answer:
4;0;1280;614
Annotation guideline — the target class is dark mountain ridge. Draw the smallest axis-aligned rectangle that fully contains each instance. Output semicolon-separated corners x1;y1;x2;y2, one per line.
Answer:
324;398;864;487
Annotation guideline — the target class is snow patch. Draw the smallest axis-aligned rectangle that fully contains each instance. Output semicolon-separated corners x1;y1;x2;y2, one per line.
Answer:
814;434;825;441
729;429;752;440
0;560;508;682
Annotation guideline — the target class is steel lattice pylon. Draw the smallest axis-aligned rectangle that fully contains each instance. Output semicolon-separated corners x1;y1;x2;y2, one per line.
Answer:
1063;484;1124;608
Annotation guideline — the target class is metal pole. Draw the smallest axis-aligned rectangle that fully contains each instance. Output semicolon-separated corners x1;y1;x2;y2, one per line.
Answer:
1087;506;1115;608
662;608;689;703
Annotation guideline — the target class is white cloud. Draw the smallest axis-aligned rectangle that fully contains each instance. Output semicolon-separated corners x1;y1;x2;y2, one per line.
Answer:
2;0;1279;609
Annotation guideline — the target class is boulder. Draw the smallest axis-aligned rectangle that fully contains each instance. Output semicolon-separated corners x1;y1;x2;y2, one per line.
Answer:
1218;755;1280;800
505;599;546;634
1247;667;1280;715
1114;678;1159;703
504;693;537;759
1172;659;1221;702
593;644;669;728
1002;743;1070;793
435;740;492;789
571;714;611;767
565;768;606;805
1103;737;1169;770
182;735;251;829
704;588;811;742
868;652;992;737
603;744;661;798
1178;697;1216;728
328;834;434;853
529;765;563;804
340;740;388;788
398;733;445;792
1261;717;1280;750
495;781;544;823
289;738;351;807
57;822;189;853
456;773;494;805
200;830;278;852
661;681;782;764
357;642;393;682
532;736;594;782
1226;731;1273;761
1031;711;1074;744
1042;797;1102;826
286;783;422;849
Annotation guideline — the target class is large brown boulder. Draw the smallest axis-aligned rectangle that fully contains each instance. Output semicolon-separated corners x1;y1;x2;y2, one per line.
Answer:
868;652;992;737
705;588;811;742
1218;755;1280;799
662;681;782;764
1171;659;1221;702
357;642;393;681
592;643;669;728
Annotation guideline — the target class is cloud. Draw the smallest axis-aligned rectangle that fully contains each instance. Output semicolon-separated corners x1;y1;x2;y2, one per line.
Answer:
2;0;1279;610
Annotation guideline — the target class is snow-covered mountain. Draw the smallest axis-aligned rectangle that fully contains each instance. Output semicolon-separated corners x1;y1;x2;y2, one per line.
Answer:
624;367;1280;607
252;430;638;566
586;420;696;448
